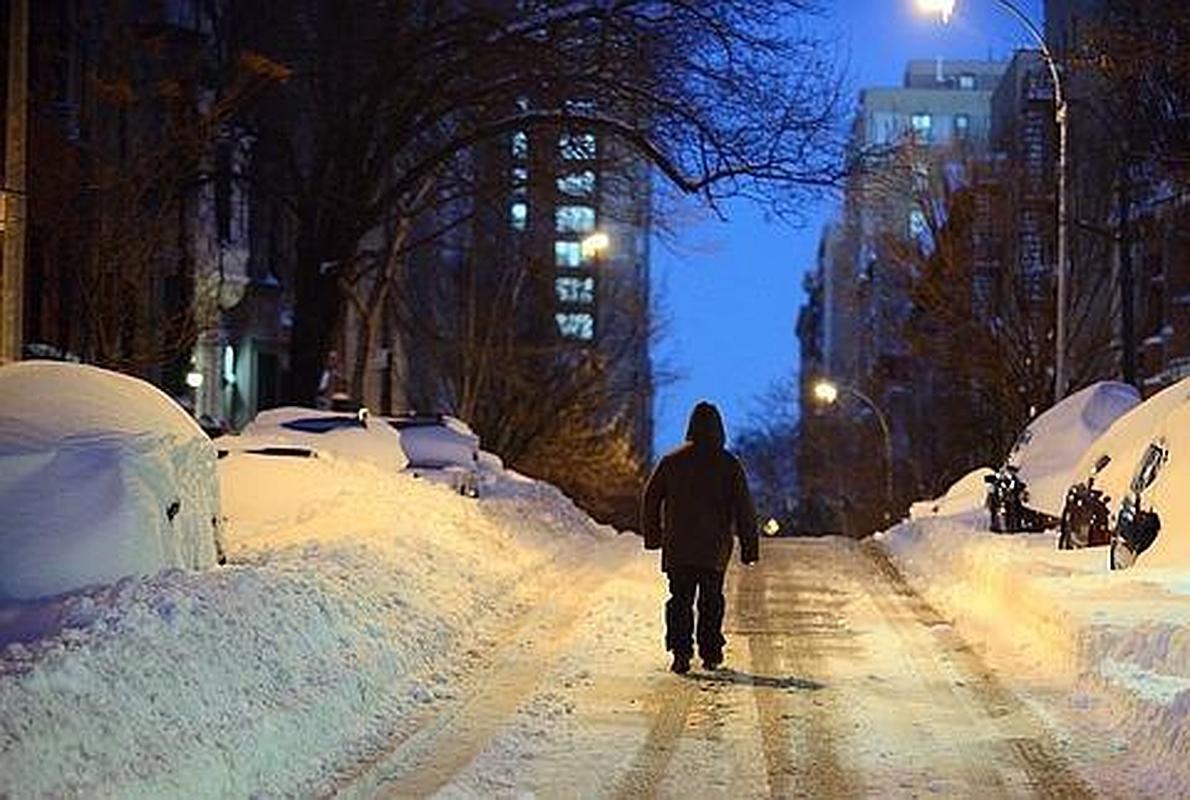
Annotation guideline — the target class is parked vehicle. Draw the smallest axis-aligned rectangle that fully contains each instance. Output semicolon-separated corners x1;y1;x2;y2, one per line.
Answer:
986;381;1139;533
986;465;1055;533
1111;439;1168;570
0;361;223;600
1058;469;1111;549
383;412;481;498
1058;376;1190;551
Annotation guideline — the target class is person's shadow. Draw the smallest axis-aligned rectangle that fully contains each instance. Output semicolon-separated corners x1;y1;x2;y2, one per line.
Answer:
686;668;825;691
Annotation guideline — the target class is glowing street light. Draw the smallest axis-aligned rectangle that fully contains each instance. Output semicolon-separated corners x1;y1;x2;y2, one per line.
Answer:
915;0;955;22
581;231;610;261
914;0;1070;402
812;378;894;523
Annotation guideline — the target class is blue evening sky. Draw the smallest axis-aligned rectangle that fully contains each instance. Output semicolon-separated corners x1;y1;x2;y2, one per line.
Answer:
651;0;1045;453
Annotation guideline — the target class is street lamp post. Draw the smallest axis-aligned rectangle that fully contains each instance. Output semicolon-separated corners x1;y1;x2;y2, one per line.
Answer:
813;379;894;523
916;0;1070;401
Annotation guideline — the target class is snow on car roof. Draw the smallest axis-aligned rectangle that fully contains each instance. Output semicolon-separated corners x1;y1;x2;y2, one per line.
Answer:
238;406;408;472
1010;381;1140;517
0;360;206;446
1070;376;1190;513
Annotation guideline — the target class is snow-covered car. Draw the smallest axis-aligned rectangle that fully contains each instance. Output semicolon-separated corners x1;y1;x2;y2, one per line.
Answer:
910;467;993;521
1110;400;1190;571
0;361;223;600
1059;376;1190;550
383;412;481;498
219;406;408;472
986;381;1139;533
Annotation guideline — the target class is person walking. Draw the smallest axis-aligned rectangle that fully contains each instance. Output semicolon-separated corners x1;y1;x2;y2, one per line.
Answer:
640;401;758;674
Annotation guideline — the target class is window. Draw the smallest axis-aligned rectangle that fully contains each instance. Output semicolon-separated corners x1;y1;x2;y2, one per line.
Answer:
511;131;528;160
511;166;528;195
556;312;595;340
555;205;596;234
555;240;582;268
557;170;596;197
909;207;928;239
556;276;595;304
559;132;597;160
510;202;527;231
954;113;970;138
958;73;976;90
910;113;932;142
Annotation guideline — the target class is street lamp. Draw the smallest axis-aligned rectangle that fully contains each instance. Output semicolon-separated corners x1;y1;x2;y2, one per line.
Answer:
581;231;609;261
812;378;894;523
915;0;1070;401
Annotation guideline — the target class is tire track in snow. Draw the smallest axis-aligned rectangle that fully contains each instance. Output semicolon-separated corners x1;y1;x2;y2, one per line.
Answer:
608;676;697;799
735;542;859;799
862;541;1095;799
332;538;637;799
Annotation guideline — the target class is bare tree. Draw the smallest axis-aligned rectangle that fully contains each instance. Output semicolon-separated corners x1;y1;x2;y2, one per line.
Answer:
237;0;847;402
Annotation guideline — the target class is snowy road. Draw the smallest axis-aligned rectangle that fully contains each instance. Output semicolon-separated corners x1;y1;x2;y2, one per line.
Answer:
339;537;1094;799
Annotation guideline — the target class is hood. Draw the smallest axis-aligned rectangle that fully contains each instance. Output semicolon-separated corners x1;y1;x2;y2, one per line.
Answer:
685;401;726;450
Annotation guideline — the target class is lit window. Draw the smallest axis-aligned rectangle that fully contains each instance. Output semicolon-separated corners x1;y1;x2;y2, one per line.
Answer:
510;202;527;231
557;170;596;197
910;113;932;141
958;73;976;90
511;166;528;195
556;205;596;233
555;241;582;268
556;312;595;340
556;276;595;304
559;132;597;160
954;114;970;139
511;131;528;160
909;207;928;239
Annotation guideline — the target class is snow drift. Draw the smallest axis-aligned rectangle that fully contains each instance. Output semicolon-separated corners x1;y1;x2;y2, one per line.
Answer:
0;361;221;600
0;429;616;797
879;517;1190;797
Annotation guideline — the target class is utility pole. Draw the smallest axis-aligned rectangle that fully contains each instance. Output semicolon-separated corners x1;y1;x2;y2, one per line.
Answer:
1;0;28;364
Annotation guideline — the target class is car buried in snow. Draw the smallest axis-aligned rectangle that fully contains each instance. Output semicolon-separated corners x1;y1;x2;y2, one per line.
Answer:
985;381;1139;534
1058;376;1190;552
382;412;482;498
0;361;224;600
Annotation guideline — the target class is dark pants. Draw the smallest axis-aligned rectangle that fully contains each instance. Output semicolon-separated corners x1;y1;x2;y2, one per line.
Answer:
665;567;726;658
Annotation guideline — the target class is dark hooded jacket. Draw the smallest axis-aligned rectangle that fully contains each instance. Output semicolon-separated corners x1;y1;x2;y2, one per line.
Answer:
640;402;758;571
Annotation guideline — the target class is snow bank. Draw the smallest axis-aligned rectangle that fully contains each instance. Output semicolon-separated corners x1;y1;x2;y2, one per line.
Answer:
0;361;220;600
878;517;1189;795
909;467;993;520
1009;381;1139;516
0;441;617;797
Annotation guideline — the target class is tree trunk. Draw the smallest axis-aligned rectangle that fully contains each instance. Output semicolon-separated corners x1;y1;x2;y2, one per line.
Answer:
288;228;341;404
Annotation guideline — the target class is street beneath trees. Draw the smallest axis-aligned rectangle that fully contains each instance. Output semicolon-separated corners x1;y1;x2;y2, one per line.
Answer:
338;538;1093;799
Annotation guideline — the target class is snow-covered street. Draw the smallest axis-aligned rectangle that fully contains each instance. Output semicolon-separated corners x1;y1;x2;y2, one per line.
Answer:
2;412;1186;798
343;537;1096;798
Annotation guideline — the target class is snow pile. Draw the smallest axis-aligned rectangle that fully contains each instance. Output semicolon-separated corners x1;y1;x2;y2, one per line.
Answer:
909;467;993;520
878;517;1190;795
1008;381;1140;516
0;361;221;600
1068;376;1190;527
0;440;616;797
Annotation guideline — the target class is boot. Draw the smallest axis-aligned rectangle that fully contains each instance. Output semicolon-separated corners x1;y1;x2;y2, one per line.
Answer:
670;652;691;674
